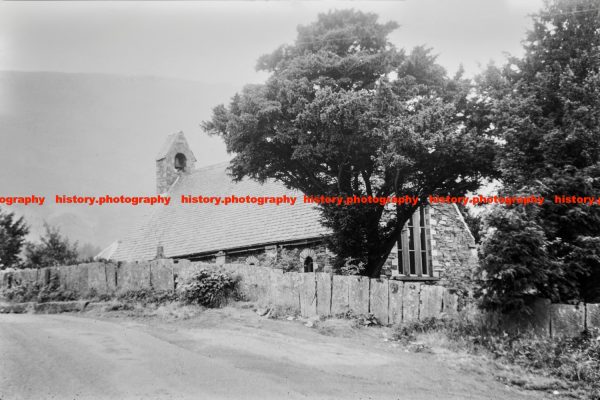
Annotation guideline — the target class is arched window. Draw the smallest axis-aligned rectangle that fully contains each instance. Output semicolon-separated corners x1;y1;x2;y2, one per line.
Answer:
303;256;314;273
174;153;187;171
299;248;317;273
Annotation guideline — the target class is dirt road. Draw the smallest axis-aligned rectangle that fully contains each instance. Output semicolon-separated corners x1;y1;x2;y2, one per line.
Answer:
0;310;546;400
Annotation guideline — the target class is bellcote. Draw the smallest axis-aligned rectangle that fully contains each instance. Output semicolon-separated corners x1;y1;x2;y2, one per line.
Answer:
155;131;196;194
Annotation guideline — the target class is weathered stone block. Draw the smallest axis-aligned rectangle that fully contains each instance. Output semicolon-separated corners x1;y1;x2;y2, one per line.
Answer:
6;271;18;287
528;298;552;336
87;263;108;293
18;269;37;284
402;282;421;322
172;260;195;291
442;289;458;316
369;279;389;325
62;265;88;294
586;303;600;331
388;281;404;325
235;265;257;301
37;268;50;286
234;265;271;303
419;285;444;320
118;262;151;292
501;298;551;336
268;268;285;305
316;273;332;316
105;264;117;292
550;303;585;337
65;265;77;291
277;272;300;310
299;272;317;317
253;266;271;301
10;270;26;286
57;266;69;290
150;259;174;291
348;276;369;316
331;275;350;315
75;265;90;293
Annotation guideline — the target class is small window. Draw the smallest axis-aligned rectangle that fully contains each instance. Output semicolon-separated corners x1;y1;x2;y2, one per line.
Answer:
174;153;187;171
304;256;314;273
299;249;317;273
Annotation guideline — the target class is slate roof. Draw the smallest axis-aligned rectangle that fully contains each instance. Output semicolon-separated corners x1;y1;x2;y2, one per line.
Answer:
110;162;330;262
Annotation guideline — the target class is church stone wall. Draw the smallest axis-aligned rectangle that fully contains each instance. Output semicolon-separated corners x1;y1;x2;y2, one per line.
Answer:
429;204;478;291
187;242;331;273
183;204;477;283
379;204;477;288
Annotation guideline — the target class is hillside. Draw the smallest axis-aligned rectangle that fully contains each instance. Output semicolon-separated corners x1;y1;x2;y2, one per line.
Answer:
0;71;238;249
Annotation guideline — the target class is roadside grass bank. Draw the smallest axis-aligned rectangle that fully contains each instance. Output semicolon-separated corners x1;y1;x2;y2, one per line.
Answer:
389;316;600;400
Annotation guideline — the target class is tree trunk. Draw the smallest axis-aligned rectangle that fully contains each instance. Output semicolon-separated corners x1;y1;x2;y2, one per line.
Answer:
365;206;416;278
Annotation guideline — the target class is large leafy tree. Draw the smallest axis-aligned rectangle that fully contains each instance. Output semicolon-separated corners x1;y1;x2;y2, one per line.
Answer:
479;0;600;310
0;208;29;269
204;10;497;277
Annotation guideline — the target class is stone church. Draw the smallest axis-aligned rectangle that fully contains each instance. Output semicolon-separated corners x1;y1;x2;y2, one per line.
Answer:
103;132;477;281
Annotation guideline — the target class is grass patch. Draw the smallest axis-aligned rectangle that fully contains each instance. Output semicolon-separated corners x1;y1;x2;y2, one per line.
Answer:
392;316;600;399
116;288;178;305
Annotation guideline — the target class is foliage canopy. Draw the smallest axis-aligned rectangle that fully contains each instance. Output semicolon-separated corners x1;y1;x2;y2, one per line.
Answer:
0;208;29;269
478;0;600;309
23;223;79;269
204;10;497;276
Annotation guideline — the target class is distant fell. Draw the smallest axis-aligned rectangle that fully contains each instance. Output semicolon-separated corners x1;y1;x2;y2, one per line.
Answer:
0;70;238;248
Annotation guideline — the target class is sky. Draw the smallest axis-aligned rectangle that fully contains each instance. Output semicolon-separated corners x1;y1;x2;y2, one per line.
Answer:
0;0;546;247
0;0;544;84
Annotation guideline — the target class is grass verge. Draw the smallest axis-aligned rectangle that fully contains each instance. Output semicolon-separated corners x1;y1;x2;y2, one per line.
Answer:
392;316;600;399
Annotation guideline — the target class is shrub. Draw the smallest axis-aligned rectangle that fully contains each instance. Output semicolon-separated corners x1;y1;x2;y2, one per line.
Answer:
36;273;77;302
179;269;238;307
1;281;40;302
340;258;365;275
263;249;300;272
477;205;572;313
1;275;77;303
502;330;600;387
